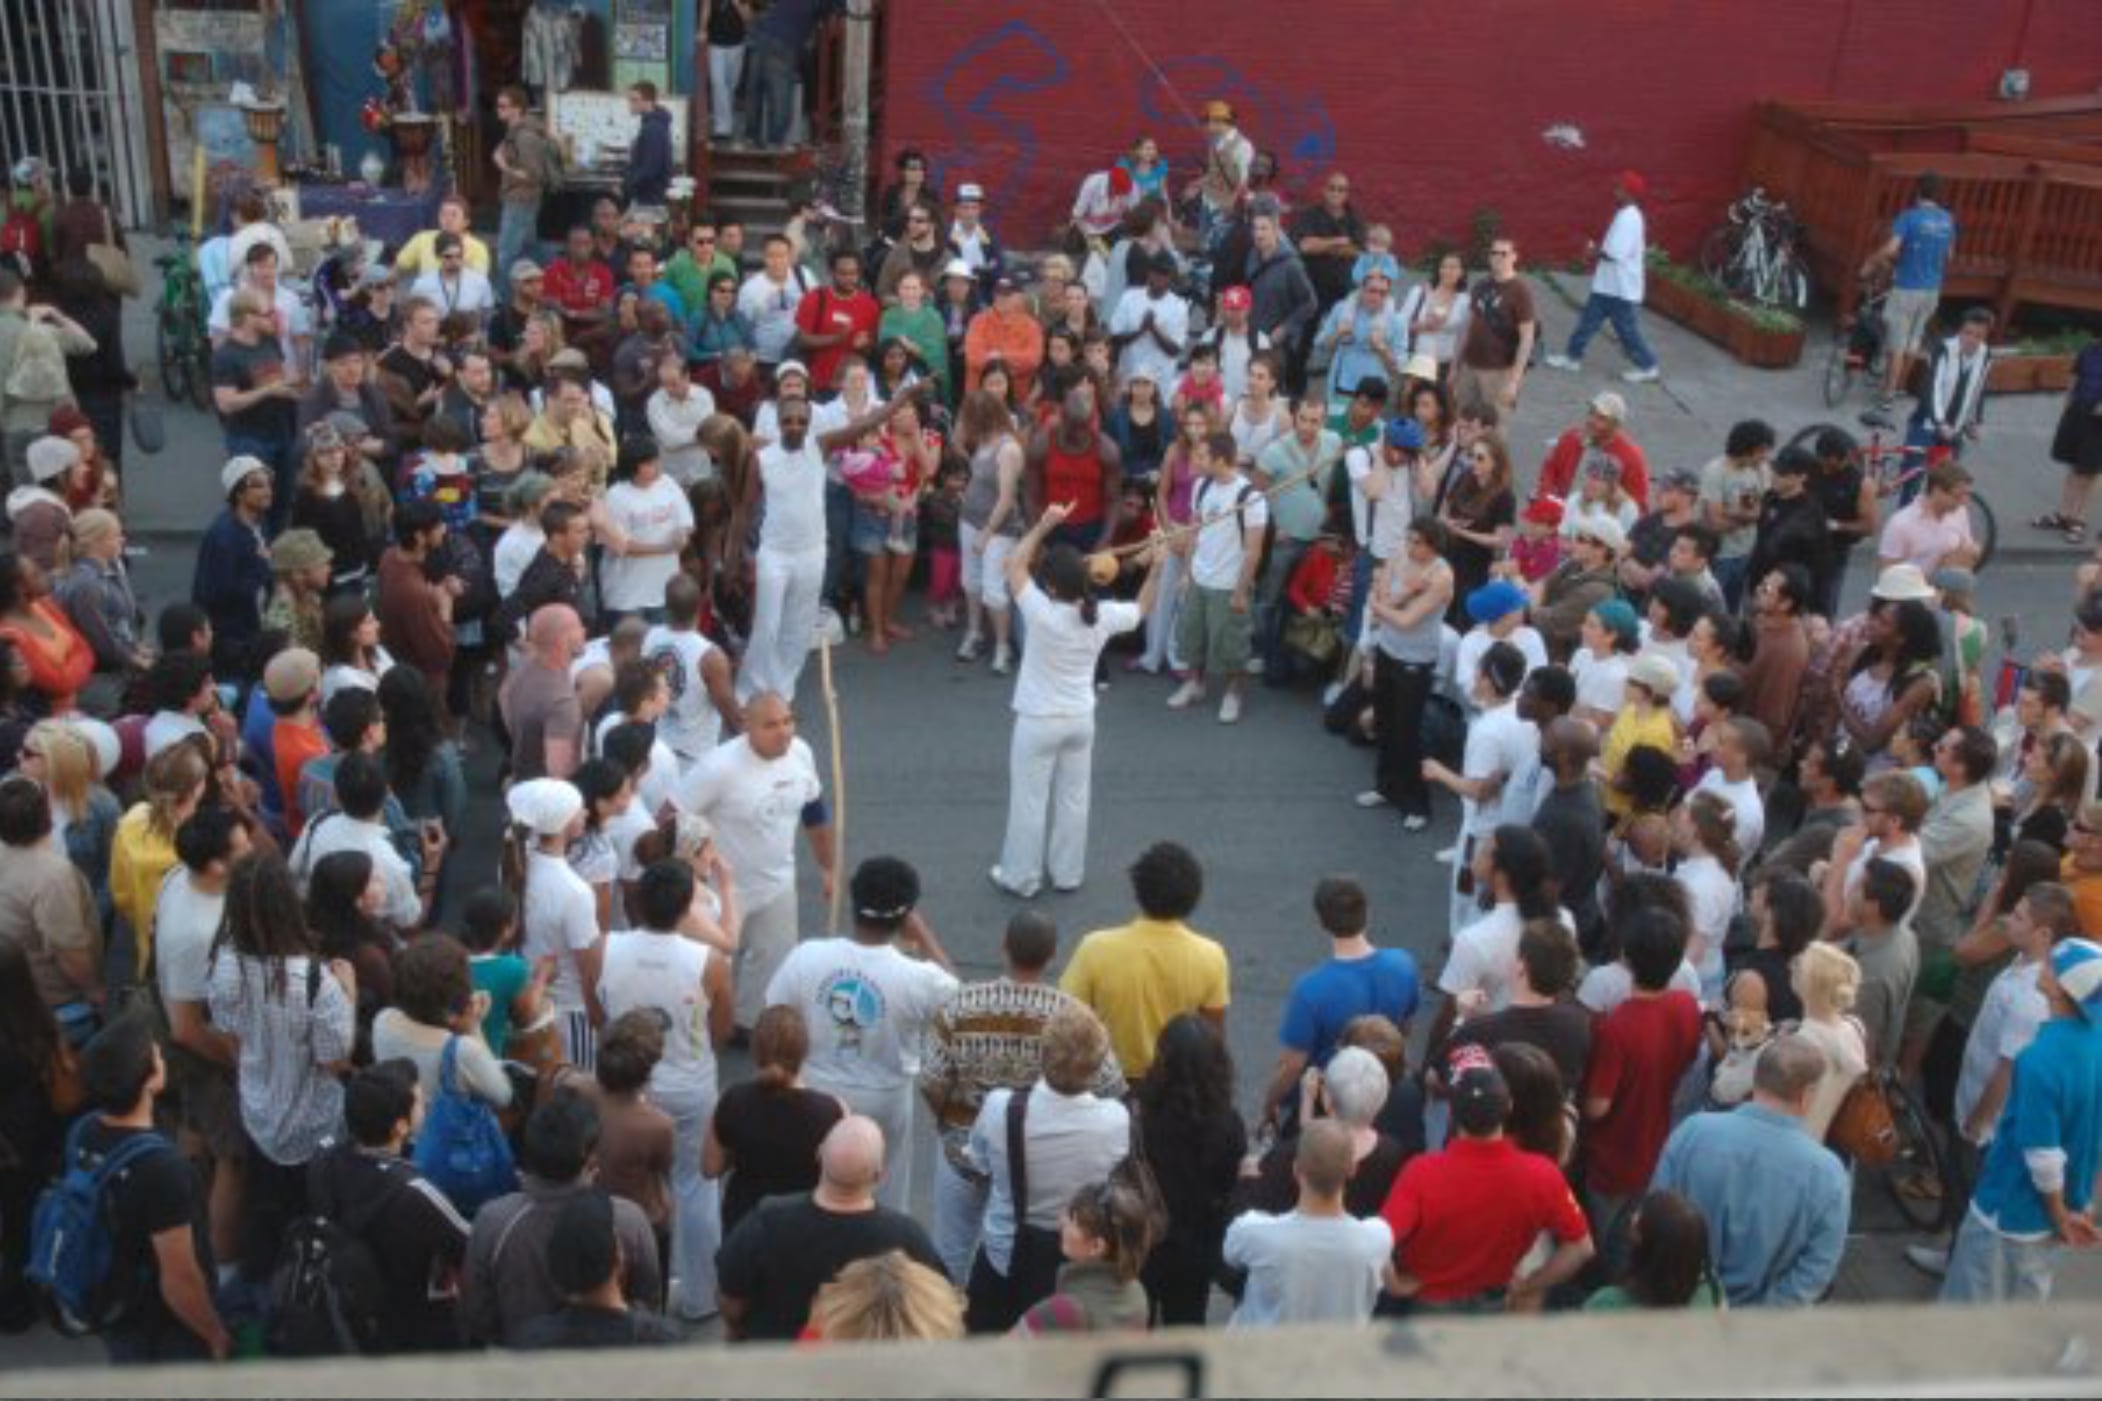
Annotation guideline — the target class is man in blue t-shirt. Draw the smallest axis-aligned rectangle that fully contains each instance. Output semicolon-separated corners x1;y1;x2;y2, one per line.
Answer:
1862;172;1957;409
1942;937;2102;1304
1257;876;1421;1132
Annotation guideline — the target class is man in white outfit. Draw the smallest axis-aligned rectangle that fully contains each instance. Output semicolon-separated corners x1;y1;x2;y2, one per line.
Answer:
740;397;828;705
675;691;835;1031
992;503;1163;898
765;856;959;1212
644;573;740;772
1544;170;1661;383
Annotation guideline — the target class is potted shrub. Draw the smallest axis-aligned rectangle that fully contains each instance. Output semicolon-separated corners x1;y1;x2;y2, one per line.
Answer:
1644;251;1806;369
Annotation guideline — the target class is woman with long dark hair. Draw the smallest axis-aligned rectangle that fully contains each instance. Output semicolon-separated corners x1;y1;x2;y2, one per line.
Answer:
1134;1014;1246;1327
206;851;357;1281
1493;1041;1575;1167
378;665;464;852
318;594;395;706
1584;1191;1718;1309
306;848;397;1049
990;505;1163;898
1839;597;1941;770
0;938;64;1327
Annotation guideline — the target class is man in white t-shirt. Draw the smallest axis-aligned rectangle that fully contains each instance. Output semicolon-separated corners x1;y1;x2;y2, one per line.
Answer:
1821;769;1929;940
288;751;435;930
1426;643;1539;936
1167;430;1269;725
1222;1118;1392;1327
647;354;717;487
208;241;313;367
154;808;250;1179
764;855;958;1211
1108;249;1188;392
1434;826;1576;1040
1450;580;1546;715
599;441;694;623
1693;716;1769;861
735;233;812;368
676;692;835;1031
1544;170;1659;383
1071;165;1138;241
643;574;739;768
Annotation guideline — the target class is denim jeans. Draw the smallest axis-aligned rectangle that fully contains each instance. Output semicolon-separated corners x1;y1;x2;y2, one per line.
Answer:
224;431;297;535
1713;553;1751;613
1564;292;1659;371
1942;1210;2057;1304
494;199;540;300
1255;535;1310;682
742;34;799;148
708;44;747;137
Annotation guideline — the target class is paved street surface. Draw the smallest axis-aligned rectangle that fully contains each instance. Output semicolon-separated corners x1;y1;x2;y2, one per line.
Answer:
9;250;2086;1368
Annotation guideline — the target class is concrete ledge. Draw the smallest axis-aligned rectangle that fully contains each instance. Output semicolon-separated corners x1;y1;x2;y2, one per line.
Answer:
5;1302;2096;1398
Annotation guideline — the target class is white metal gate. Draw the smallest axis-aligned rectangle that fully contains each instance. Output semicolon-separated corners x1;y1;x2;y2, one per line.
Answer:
0;0;154;228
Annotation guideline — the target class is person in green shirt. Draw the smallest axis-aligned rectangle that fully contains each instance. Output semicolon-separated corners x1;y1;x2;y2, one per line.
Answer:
664;217;740;318
1582;1190;1723;1311
880;268;951;405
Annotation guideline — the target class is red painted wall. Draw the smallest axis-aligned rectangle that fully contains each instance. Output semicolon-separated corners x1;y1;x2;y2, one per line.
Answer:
876;0;2102;259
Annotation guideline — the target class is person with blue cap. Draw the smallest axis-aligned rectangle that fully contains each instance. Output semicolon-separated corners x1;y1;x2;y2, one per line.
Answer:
1452;579;1544;719
1942;937;2102;1303
1338;415;1422;648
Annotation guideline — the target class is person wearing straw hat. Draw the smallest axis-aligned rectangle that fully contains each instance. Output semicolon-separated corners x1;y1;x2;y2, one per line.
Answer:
260;527;333;655
1184;99;1254;254
1941;937;2102;1304
7;433;78;575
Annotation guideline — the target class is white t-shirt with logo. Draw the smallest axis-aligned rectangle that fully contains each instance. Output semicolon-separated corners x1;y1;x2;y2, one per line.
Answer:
763;936;959;1093
600;475;694;612
1188;471;1268;590
674;736;822;912
643;625;725;760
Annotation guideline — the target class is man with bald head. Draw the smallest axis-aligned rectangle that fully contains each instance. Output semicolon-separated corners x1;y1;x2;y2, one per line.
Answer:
501;603;586;780
1533;713;1607;956
715;1115;945;1340
676;690;836;1032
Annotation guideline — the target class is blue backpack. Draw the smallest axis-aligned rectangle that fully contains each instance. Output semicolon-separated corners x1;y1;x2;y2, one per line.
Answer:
412;1036;516;1217
27;1118;173;1335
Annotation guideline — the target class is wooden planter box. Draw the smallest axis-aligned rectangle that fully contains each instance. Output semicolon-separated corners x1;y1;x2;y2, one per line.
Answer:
1986;353;2074;394
1646;274;1807;369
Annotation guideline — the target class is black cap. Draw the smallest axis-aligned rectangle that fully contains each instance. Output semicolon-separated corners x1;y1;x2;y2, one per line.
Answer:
1450;1065;1513;1137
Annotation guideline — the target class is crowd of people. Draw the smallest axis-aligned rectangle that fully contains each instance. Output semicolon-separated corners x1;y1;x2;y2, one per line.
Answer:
0;97;2100;1369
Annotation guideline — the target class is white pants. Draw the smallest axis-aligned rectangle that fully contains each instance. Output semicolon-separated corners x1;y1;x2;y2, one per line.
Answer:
1140;550;1188;672
933;1151;991;1284
819;1079;918;1213
958;522;1016;611
999;713;1095;892
656;1076;722;1319
741;546;825;704
707;44;745;137
736;889;800;1029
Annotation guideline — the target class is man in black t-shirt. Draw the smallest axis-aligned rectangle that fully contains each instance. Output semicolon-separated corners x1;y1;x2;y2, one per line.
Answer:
209;286;302;532
74;1013;230;1363
1440;914;1596;1098
716;1115;944;1341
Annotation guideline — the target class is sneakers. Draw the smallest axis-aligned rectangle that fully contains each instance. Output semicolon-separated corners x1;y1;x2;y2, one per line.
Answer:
1433;843;1458;863
1322;680;1347;707
1167;679;1206;709
990;644;1014;676
988;866;1039;899
1355;790;1390;809
1402;813;1430;832
956;633;984;662
1622;365;1662;384
1903;1243;1949;1278
1218;691;1243;724
1246;656;1266;677
1543;352;1580;372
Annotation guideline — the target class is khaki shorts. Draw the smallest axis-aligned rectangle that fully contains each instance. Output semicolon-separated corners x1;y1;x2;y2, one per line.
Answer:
1883;287;1940;356
1177;583;1253;675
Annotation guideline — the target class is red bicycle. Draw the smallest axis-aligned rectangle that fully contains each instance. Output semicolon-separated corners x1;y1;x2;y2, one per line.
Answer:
1785;413;1998;572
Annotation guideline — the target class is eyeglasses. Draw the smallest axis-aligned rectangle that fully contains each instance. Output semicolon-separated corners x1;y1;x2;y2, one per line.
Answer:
1490;249;1516;259
692;235;716;245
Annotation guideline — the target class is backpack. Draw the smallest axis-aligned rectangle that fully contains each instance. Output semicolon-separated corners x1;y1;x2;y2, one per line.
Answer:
412;1035;517;1217
0;206;42;280
26;1118;174;1335
538;133;570;194
266;1158;403;1356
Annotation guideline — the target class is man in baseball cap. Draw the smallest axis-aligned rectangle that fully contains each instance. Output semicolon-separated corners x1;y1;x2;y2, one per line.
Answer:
1544;170;1663;384
192;456;276;680
1534;391;1652;515
1942;936;2102;1303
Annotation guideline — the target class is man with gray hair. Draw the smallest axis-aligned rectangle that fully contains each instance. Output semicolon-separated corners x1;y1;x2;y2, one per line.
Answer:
1651;1034;1851;1305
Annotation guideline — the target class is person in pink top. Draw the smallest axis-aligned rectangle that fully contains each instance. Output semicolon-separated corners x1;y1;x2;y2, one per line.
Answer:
1875;462;1981;576
1134;403;1209;675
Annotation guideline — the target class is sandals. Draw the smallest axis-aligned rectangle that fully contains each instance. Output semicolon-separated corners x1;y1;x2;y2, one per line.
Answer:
2033;513;2089;544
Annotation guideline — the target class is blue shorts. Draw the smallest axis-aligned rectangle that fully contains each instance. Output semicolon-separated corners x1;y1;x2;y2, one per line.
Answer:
849;500;918;556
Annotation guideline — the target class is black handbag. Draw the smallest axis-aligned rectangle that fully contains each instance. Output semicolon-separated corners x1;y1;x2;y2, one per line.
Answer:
128;397;165;455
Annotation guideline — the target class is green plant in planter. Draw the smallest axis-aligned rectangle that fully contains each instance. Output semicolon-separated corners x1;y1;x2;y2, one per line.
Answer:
1650;249;1802;333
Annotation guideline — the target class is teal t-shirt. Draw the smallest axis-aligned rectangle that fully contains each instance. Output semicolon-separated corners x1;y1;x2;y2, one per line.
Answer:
470;951;532;1054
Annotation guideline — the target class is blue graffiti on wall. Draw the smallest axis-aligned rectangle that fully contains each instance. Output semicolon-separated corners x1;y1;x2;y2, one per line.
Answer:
919;21;1336;208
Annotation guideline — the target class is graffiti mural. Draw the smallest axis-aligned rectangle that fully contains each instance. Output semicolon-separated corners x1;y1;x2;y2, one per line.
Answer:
918;20;1071;208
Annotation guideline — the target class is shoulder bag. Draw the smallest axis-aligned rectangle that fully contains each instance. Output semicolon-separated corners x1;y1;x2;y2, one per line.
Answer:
85;208;139;299
1825;1019;1897;1166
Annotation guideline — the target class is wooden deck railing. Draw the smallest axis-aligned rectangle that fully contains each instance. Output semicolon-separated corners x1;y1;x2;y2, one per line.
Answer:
1742;97;2102;324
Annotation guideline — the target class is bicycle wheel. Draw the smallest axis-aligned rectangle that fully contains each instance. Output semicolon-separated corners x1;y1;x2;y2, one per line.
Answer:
1967;491;1997;573
1880;1078;1949;1234
1778;257;1810;312
156;302;191;405
1698;226;1738;283
1822;334;1854;408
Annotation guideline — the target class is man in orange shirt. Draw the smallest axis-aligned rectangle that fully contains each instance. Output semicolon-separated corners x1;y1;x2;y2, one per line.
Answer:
264;648;328;835
964;275;1044;398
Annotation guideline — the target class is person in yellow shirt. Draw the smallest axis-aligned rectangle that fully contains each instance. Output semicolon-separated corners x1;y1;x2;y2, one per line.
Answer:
393;195;493;277
1058;841;1229;1076
110;740;212;979
523;369;617;495
1600;651;1680;822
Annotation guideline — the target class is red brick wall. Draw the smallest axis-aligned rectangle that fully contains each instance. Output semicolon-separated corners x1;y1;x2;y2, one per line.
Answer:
876;0;2102;259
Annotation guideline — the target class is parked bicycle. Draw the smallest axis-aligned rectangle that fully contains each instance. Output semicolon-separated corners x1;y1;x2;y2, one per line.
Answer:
1786;412;1998;571
1701;187;1811;312
1822;283;1891;408
154;226;212;411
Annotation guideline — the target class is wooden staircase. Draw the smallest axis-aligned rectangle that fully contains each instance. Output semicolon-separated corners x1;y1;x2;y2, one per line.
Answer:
700;145;816;241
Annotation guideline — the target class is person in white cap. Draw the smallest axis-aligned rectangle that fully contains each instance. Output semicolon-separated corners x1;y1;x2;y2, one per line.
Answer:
675;690;835;1036
504;776;603;1068
1529;514;1624;661
736;232;814;371
1533;391;1651;513
190;455;276;680
1941;937;2102;1304
947;183;1005;300
7;434;77;574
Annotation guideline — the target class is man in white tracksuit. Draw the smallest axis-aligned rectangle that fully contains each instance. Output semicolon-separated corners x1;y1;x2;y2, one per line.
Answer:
992;503;1164;897
675;692;836;1030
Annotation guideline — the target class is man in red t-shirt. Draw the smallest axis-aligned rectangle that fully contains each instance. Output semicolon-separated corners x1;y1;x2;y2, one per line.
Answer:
1533;390;1651;510
1581;907;1704;1235
792;247;880;393
542;225;615;341
1380;1057;1594;1309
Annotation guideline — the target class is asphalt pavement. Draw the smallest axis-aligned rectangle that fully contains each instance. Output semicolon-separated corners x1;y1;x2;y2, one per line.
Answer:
74;248;2102;1333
